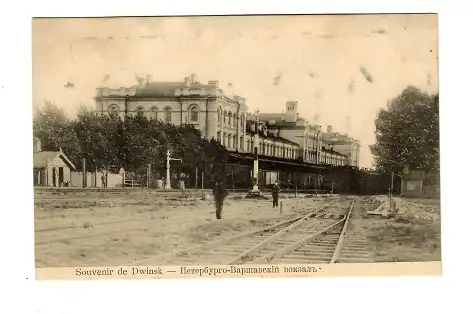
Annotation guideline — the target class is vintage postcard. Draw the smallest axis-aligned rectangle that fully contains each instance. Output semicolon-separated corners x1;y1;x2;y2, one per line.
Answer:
32;14;440;280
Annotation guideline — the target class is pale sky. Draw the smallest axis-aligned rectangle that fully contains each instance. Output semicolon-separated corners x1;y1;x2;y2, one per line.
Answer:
32;14;438;168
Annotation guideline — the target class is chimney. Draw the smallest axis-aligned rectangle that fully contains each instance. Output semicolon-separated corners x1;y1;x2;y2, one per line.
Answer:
184;76;190;86
190;73;197;84
208;80;219;88
327;125;333;133
33;138;41;153
285;101;298;122
146;74;153;84
135;75;147;88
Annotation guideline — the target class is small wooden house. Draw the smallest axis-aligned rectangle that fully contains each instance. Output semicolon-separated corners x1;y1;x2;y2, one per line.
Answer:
33;138;76;187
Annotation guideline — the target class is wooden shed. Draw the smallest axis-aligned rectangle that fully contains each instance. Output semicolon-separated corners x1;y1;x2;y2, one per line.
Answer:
33;139;76;186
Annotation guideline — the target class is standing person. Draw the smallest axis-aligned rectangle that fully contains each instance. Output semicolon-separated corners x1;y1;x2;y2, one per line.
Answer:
271;181;280;208
101;173;106;188
212;180;227;219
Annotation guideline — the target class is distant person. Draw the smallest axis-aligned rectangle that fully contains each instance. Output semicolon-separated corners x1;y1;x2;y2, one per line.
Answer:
271;181;280;208
212;180;227;219
101;173;106;188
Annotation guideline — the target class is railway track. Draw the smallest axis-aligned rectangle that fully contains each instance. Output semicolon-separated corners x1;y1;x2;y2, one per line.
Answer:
136;197;371;266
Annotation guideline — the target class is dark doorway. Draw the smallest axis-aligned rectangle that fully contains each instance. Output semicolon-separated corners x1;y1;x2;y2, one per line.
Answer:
52;168;57;187
59;167;64;186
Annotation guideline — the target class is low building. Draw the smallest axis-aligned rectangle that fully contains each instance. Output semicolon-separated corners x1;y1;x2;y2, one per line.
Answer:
33;138;76;187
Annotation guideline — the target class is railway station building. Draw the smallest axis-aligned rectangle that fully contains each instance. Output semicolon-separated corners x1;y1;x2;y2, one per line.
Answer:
93;73;360;182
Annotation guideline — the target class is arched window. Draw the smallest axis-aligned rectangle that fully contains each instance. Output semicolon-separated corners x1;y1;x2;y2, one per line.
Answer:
228;112;232;126
223;132;227;146
232;135;236;148
109;104;120;118
189;105;199;122
227;134;231;148
217;131;221;143
233;113;237;128
164;107;172;123
150;107;158;120
223;111;227;124
136;106;144;118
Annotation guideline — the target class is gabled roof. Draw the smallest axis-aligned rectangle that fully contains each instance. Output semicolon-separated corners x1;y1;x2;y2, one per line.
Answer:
321;147;346;157
33;150;76;170
245;129;300;146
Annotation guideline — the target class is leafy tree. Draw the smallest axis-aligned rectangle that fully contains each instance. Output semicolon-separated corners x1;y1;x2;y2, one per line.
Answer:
33;101;82;166
370;86;439;173
34;102;232;184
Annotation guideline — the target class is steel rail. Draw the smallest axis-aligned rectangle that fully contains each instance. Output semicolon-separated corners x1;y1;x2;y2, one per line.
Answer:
329;199;356;263
226;199;339;265
133;198;338;266
251;216;347;264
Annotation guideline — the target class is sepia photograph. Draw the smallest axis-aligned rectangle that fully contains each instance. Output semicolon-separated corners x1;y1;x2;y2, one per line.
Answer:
32;14;440;279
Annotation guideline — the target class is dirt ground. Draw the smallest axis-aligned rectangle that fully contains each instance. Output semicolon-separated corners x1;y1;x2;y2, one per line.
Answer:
34;191;335;267
34;192;442;267
362;197;441;262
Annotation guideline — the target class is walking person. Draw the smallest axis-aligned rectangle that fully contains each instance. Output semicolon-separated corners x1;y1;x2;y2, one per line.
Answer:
271;181;280;208
212;180;227;219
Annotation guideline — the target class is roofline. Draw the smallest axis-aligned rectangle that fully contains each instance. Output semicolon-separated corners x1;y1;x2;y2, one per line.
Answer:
47;151;76;170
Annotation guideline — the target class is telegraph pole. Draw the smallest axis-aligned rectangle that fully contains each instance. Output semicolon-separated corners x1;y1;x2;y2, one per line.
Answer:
252;109;260;192
165;149;182;190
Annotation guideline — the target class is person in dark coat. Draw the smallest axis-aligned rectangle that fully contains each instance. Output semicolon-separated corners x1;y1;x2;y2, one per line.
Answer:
101;173;106;188
212;180;227;219
271;181;280;208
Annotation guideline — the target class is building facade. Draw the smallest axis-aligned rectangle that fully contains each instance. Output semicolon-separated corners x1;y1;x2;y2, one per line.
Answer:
94;74;359;168
322;126;361;167
94;74;249;152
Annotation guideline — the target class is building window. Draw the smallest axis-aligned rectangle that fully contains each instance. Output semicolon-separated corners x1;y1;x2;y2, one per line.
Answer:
136;106;144;118
217;108;221;124
240;136;244;151
164;107;172;123
223;133;227;146
233;113;237;128
217;131;221;144
228;134;231;148
228;112;232;126
247;140;250;152
150;107;158;120
241;114;245;128
189;106;199;122
109;104;120;117
223;111;227;124
232;135;236;148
